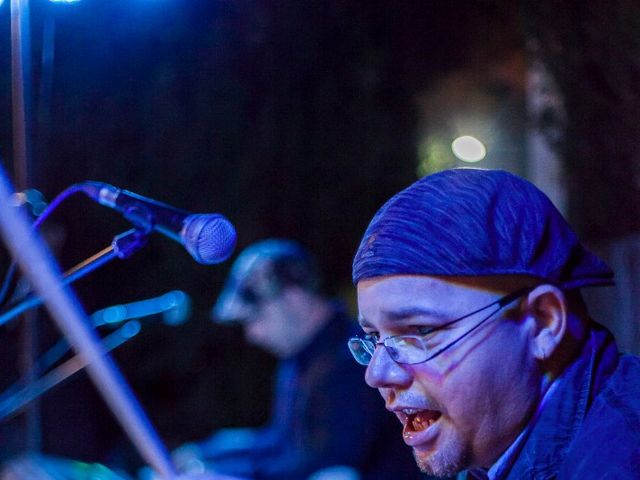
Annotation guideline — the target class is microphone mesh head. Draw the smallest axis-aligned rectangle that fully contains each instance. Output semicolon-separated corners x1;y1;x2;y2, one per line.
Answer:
181;214;237;264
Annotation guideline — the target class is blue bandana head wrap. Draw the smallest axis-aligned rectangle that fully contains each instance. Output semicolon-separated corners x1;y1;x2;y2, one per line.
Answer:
352;168;613;289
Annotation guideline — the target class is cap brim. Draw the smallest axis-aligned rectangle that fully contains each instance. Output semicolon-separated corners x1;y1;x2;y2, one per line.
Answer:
211;280;253;323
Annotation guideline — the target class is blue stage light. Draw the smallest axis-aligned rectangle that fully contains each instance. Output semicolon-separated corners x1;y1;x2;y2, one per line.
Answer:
49;0;81;3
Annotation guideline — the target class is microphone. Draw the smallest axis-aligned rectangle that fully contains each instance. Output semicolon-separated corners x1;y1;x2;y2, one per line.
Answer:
92;290;192;327
77;181;236;264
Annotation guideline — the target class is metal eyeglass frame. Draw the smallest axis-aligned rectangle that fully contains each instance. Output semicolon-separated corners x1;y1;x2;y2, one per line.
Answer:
348;287;532;366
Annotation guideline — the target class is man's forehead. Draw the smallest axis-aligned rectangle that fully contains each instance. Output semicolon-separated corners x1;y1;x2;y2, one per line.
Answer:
356;274;538;325
356;275;481;325
357;273;538;296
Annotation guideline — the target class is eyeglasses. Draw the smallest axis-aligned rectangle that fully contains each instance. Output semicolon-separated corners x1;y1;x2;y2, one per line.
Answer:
348;287;532;366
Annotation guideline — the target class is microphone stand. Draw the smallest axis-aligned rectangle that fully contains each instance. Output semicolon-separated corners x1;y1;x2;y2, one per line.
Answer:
0;320;142;421
0;289;189;419
0;228;148;327
0;167;178;479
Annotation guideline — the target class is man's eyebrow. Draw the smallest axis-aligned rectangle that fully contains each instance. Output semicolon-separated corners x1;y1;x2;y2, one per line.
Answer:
385;306;450;323
357;307;450;328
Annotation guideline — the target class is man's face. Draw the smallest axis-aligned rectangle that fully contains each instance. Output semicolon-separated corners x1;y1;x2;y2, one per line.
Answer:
357;275;541;477
243;293;299;358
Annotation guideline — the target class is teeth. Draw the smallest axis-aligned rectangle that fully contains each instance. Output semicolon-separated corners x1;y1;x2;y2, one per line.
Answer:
401;408;420;415
412;414;436;431
413;416;425;429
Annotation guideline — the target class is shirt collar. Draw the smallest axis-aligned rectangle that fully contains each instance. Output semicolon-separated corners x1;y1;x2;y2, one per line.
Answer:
486;379;561;479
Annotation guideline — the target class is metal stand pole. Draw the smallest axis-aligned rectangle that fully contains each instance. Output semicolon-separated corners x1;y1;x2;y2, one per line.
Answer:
11;0;39;453
0;168;178;479
10;0;32;191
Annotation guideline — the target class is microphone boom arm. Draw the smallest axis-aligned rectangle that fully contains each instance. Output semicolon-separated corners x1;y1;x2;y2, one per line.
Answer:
0;167;177;480
0;320;142;421
0;228;149;327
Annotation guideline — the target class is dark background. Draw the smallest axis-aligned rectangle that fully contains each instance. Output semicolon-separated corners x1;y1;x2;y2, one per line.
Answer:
0;0;638;475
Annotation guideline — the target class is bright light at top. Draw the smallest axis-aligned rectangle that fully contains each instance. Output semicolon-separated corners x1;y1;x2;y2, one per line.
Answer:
49;0;81;3
451;136;486;163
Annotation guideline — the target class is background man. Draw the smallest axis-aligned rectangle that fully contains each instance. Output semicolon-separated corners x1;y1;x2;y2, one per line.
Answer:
348;169;640;479
175;239;427;480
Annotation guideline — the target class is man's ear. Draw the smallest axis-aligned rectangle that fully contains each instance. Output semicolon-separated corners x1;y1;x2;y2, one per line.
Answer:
524;285;567;361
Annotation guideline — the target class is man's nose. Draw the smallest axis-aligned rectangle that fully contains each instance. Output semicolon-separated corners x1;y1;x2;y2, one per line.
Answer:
365;343;412;389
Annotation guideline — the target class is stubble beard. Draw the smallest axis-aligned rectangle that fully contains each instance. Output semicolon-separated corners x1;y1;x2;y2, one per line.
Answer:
413;438;470;478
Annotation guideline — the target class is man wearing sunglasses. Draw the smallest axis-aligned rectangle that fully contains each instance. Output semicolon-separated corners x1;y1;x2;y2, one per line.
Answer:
349;168;640;479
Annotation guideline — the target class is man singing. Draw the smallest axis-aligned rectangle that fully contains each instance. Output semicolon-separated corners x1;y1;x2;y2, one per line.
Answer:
348;168;640;479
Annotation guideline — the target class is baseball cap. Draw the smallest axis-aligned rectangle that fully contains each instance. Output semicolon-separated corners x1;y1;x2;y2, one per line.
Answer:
213;239;319;322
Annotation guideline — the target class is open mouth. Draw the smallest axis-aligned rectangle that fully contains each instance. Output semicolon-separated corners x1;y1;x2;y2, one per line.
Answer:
396;408;442;444
404;409;441;431
408;410;441;431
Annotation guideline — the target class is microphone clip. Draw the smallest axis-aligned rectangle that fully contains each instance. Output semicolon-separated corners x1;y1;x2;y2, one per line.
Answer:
112;228;150;260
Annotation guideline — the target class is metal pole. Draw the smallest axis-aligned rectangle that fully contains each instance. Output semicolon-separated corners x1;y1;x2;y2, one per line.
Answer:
10;0;32;191
0;167;178;479
10;0;40;453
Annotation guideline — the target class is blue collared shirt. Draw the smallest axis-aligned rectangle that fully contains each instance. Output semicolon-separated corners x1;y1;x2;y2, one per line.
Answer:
461;323;640;480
